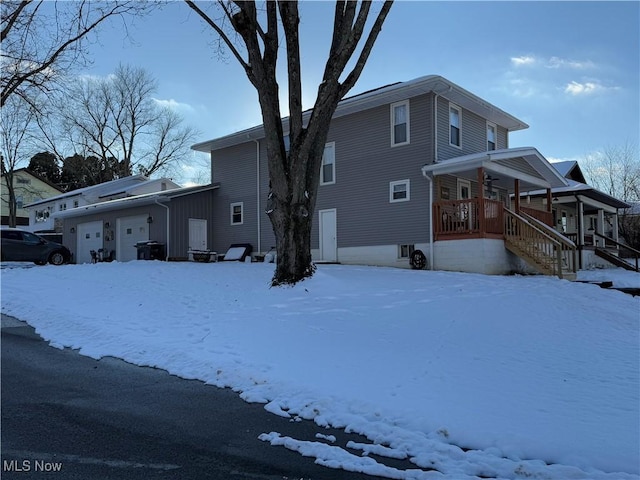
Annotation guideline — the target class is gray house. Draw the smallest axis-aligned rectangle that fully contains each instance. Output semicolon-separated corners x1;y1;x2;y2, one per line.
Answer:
192;75;577;278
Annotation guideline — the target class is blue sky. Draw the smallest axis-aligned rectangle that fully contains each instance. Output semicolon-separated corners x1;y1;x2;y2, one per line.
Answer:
82;1;639;183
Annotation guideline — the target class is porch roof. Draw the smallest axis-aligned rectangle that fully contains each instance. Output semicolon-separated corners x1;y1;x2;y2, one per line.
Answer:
521;180;630;209
421;147;569;192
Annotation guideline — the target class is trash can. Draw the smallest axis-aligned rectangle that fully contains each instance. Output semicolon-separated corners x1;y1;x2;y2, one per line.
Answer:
148;242;165;260
135;241;165;260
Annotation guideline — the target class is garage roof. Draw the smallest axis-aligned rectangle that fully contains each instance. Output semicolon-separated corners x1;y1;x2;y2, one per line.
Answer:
52;184;219;219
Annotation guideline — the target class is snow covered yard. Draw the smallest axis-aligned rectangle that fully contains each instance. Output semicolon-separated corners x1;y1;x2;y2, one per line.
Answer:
1;261;638;479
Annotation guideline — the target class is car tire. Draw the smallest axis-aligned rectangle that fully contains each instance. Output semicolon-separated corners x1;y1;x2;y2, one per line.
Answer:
48;251;66;266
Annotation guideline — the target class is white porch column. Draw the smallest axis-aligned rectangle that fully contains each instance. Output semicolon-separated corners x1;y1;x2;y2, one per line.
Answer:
596;209;605;246
578;200;585;246
613;210;619;243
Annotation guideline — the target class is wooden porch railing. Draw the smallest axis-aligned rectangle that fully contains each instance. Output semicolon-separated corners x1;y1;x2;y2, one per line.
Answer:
506;209;577;279
521;206;553;227
433;198;503;239
594;232;640;272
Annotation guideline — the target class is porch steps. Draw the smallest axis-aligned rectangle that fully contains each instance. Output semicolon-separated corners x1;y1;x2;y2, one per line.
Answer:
595;248;639;272
505;239;577;281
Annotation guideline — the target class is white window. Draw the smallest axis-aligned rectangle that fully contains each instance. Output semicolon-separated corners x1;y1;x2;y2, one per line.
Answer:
398;244;415;258
35;209;50;223
59;202;67;211
390;179;410;203
73;200;79;208
487;123;496;151
17;177;30;185
449;104;461;147
16;195;24;209
230;202;243;225
320;142;335;185
391;100;410;146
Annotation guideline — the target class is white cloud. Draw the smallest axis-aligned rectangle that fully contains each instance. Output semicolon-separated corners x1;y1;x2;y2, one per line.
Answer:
547;56;595;69
152;98;195;112
510;55;596;70
511;55;536;66
564;80;619;96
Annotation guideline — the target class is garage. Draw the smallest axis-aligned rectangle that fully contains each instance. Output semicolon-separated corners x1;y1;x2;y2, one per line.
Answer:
77;221;103;264
116;214;149;262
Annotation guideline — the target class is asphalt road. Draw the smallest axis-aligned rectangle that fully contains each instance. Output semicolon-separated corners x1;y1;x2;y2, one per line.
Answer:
1;314;391;480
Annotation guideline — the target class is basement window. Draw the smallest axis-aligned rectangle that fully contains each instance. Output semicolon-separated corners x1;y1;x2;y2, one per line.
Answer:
399;244;415;259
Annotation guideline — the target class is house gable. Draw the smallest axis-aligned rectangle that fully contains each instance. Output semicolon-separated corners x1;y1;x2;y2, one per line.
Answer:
1;169;63;226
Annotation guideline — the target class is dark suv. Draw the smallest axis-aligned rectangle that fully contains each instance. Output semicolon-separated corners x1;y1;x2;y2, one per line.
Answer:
1;228;71;265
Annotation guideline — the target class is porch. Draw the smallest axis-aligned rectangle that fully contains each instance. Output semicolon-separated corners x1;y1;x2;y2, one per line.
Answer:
423;148;577;279
433;197;577;279
433;198;553;240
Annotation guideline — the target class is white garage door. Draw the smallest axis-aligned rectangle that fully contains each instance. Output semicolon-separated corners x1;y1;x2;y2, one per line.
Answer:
77;221;104;264
117;214;149;262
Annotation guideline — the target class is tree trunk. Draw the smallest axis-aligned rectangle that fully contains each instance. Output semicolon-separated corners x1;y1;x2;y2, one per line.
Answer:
2;171;17;227
269;198;316;285
185;0;394;286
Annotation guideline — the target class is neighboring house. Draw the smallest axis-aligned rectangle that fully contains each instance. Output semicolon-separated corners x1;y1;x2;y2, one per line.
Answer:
54;184;217;264
520;160;634;270
1;168;62;226
24;175;179;234
192;74;577;279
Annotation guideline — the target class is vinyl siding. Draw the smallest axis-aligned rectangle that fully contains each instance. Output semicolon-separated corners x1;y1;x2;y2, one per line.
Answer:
437;98;495;160
169;190;216;259
311;93;434;248
210;143;260;253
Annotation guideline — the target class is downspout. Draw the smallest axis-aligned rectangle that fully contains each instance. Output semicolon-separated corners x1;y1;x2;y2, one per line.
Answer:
155;198;170;261
254;139;261;254
434;93;439;163
423;93;440;270
423;171;434;270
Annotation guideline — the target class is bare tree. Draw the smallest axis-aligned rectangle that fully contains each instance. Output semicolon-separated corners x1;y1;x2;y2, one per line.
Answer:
582;141;640;248
1;0;154;108
39;64;199;179
1;96;37;226
186;0;393;285
582;141;640;202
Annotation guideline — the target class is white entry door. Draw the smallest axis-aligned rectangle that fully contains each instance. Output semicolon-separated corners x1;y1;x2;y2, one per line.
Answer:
117;214;149;262
319;208;337;262
188;218;207;257
77;221;103;264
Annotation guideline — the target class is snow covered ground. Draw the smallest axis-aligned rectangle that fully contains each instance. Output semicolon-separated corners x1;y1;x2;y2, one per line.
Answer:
1;261;638;479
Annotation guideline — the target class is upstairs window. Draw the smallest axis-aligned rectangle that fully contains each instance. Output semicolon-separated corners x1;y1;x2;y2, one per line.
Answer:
230;202;243;225
487;123;497;151
320;142;335;185
449;104;461;147
391;100;410;146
